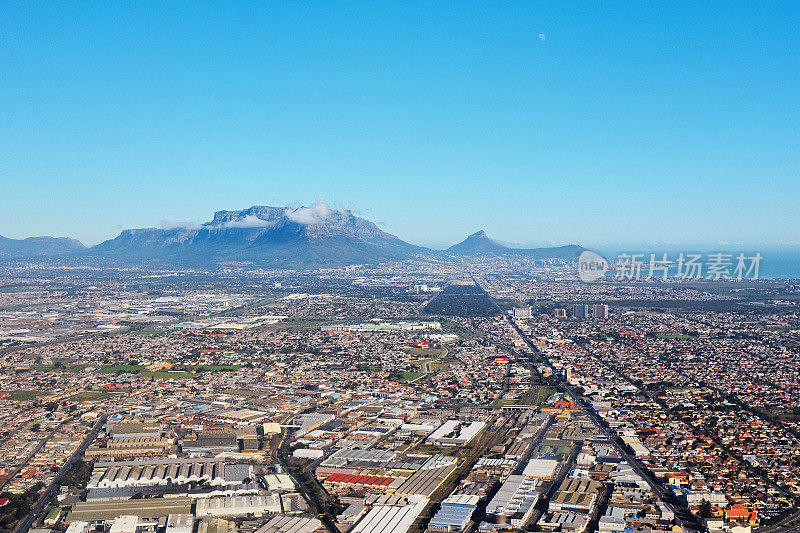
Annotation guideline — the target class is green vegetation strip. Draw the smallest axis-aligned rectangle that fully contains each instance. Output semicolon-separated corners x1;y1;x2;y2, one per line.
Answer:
4;390;48;401
401;346;445;358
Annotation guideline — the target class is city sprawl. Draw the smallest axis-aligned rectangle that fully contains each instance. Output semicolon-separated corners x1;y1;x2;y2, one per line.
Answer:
1;259;799;533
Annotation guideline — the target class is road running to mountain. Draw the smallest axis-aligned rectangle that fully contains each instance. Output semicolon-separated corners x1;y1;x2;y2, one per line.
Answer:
13;415;106;533
504;315;701;533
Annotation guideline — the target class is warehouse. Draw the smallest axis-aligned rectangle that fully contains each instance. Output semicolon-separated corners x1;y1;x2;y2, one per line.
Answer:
393;464;456;498
292;413;335;437
67;498;193;521
263;473;295;492
196;494;283;517
320;448;397;467
484;475;541;529
322;473;402;495
549;479;602;514
351;496;428;533
539;511;589;532
522;458;559;480
182;432;239;455
163;514;194;533
89;459;250;489
109;421;162;438
426;420;486;446
254;516;322;533
427;494;480;532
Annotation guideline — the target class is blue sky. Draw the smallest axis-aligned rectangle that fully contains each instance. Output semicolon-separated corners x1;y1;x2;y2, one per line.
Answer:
1;1;799;247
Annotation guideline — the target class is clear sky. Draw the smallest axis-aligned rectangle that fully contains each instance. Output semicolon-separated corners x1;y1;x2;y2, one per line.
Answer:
2;1;799;247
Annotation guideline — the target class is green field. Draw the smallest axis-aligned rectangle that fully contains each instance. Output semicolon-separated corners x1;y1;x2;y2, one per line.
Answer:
528;385;556;406
534;443;573;456
401;346;445;358
497;398;519;407
5;390;48;401
146;370;198;379
656;333;699;340
99;365;195;379
766;326;791;333
34;358;87;372
393;371;426;383
99;364;147;374
412;444;457;456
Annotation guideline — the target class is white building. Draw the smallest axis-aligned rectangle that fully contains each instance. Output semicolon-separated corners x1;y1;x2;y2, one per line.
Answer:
165;514;194;533
426;420;486;446
196;494;282;517
109;516;139;533
64;521;90;533
512;307;532;318
264;473;295;492
522;458;558;479
293;448;324;460
351;496;428;533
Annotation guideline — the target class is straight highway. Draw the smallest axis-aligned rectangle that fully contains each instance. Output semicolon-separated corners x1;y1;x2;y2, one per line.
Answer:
504;315;701;533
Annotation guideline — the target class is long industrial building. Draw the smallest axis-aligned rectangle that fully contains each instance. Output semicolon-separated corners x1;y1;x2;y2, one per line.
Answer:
350;496;428;533
67;498;193;521
88;458;251;489
196;494;283;517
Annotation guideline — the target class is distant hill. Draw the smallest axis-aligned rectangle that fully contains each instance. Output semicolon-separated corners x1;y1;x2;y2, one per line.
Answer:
446;230;508;255
92;204;428;268
447;230;584;259
0;234;85;259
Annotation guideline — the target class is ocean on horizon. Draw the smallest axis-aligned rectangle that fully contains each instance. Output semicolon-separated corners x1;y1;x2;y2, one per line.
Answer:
593;245;800;280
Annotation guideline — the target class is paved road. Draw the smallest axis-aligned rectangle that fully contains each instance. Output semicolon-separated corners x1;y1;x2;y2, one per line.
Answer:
505;316;700;533
275;419;337;533
13;415;106;533
0;428;58;493
756;513;800;533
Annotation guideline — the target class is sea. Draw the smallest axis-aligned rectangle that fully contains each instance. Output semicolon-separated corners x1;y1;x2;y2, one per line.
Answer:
592;245;800;280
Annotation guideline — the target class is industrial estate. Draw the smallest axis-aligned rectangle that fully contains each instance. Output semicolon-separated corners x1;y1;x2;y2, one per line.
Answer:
1;249;799;533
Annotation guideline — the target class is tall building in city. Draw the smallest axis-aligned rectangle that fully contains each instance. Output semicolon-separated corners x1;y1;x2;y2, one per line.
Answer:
513;306;532;318
572;304;589;318
553;308;566;318
592;304;609;319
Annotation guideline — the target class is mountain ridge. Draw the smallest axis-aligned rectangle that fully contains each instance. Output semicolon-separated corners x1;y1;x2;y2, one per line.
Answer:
91;204;426;268
1;203;585;267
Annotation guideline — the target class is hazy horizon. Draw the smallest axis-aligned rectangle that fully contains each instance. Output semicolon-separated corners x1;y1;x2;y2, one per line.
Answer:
4;202;800;251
